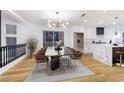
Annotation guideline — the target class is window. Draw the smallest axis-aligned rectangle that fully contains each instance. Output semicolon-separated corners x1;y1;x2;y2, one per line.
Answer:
6;24;17;34
5;24;17;46
43;31;64;47
6;37;17;46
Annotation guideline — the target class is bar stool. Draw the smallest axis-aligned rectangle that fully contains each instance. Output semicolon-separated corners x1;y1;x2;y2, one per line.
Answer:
115;51;124;67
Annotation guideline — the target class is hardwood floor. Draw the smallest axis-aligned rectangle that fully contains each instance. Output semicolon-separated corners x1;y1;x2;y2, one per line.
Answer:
1;54;124;82
0;58;35;82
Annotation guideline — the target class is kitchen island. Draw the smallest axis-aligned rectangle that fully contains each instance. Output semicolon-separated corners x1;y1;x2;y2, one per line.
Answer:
93;44;124;66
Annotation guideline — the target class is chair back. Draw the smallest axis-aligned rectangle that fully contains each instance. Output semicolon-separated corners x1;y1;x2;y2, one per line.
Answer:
34;47;48;63
38;48;47;55
75;51;83;59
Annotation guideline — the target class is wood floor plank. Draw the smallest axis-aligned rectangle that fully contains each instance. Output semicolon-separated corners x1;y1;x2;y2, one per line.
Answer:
1;54;124;82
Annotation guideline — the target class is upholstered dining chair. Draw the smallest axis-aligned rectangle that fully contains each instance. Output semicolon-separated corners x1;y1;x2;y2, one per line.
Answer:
70;50;83;67
60;47;75;67
38;47;47;55
34;49;48;72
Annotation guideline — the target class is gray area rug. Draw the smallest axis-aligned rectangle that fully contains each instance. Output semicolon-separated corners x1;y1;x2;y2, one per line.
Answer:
25;60;94;82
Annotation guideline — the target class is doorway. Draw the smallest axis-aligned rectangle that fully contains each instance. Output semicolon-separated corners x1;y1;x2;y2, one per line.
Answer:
74;33;84;51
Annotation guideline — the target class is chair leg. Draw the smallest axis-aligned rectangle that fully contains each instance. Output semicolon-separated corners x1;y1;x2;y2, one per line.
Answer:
46;62;49;73
75;60;76;67
36;63;39;70
74;60;78;68
120;55;122;67
67;56;71;67
68;61;70;67
32;63;38;76
59;56;62;66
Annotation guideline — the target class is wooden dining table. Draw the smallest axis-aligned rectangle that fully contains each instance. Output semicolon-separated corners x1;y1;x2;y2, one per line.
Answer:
45;46;74;70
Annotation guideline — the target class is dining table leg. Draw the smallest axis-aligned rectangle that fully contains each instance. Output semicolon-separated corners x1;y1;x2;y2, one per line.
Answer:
48;56;51;69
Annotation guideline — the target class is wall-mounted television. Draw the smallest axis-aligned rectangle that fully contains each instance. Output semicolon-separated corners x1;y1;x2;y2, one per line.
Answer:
96;27;104;35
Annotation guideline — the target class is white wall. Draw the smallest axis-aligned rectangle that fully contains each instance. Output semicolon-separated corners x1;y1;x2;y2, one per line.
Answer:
104;26;123;44
0;11;28;74
24;25;97;53
24;23;43;51
94;26;124;44
61;25;96;53
67;25;85;48
4;10;124;54
2;10;124;53
0;12;99;54
84;27;96;53
1;11;27;46
24;24;75;52
83;26;124;53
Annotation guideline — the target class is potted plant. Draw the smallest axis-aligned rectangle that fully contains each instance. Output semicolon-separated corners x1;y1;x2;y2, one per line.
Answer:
27;38;38;59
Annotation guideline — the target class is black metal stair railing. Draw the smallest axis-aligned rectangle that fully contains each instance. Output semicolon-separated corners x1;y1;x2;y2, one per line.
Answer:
0;44;26;68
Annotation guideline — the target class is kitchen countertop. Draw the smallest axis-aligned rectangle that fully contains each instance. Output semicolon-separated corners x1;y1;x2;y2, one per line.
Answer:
93;43;124;48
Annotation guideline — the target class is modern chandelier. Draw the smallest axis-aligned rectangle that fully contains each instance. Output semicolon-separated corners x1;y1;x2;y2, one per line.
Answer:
48;11;69;29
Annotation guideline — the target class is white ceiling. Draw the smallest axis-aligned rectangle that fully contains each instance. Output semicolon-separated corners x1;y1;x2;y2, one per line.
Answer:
13;10;124;27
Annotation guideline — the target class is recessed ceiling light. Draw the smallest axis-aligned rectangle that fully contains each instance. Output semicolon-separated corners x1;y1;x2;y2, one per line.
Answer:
63;26;66;29
66;22;69;25
48;20;52;22
61;24;64;26
99;21;104;24
103;10;107;12
42;16;46;19
53;23;56;26
65;19;68;21
84;19;87;23
113;22;116;25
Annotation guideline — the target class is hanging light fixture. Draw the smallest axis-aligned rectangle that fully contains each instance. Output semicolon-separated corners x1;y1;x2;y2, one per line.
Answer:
48;11;69;29
114;31;118;35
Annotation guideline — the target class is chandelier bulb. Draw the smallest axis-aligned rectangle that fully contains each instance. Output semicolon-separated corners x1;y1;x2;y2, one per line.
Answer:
47;11;68;29
56;11;59;15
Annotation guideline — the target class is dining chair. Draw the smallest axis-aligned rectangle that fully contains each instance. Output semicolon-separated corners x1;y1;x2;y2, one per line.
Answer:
60;47;75;67
38;47;47;55
70;50;83;67
34;49;48;73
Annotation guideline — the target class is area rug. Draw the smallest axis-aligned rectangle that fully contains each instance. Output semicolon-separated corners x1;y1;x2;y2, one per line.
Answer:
25;61;94;82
